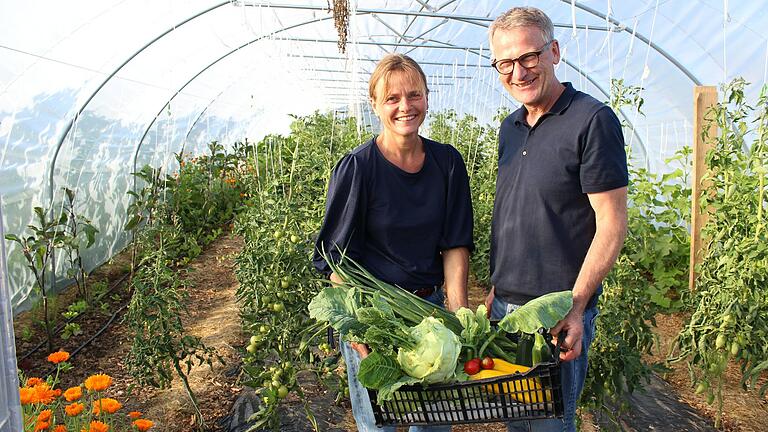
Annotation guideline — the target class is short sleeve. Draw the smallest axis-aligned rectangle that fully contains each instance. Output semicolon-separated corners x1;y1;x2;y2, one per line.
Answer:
580;106;629;193
439;148;475;253
312;154;367;275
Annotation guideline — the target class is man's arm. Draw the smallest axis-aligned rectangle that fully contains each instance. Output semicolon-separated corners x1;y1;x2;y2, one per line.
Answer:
443;247;470;312
551;186;628;361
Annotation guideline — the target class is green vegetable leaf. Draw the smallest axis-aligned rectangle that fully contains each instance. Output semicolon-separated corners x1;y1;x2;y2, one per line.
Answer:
498;291;573;334
358;351;403;390
456;304;491;356
308;286;366;336
376;375;421;403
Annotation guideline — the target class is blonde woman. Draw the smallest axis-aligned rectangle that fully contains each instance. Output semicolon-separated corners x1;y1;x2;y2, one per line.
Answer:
314;54;473;431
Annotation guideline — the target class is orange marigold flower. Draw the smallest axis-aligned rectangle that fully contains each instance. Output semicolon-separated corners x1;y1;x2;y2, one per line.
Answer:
34;421;50;431
26;377;45;386
128;411;142;419
53;389;62;397
47;351;70;364
84;374;112;392
65;402;84;417
92;398;121;415
87;420;109;432
53;425;67;432
19;387;35;405
64;386;82;402
132;419;153;431
38;409;53;422
32;383;58;405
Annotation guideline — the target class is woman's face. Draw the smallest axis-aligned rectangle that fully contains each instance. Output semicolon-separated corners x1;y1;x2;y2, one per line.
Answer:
371;70;428;140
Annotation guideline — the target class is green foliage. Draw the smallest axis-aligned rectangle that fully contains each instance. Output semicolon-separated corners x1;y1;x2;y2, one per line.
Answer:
125;247;222;427
61;187;99;304
61;299;87;319
670;78;768;427
582;79;691;420
235;112;359;430
5;206;68;351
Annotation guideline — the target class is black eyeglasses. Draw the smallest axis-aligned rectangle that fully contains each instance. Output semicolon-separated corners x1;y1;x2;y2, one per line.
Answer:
491;40;553;75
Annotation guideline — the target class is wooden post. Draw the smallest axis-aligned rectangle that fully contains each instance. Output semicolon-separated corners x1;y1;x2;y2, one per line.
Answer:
689;86;718;291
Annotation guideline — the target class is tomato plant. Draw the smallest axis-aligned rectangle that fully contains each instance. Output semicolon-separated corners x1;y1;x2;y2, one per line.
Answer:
670;78;768;427
235;113;358;430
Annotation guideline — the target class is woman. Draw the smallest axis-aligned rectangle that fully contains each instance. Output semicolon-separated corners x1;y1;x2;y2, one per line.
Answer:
313;54;474;432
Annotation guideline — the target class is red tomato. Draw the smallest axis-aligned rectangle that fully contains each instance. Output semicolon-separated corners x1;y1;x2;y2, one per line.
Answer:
463;358;481;375
481;356;495;370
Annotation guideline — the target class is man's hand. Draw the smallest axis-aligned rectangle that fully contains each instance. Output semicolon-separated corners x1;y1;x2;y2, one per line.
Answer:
484;286;495;318
350;341;370;358
550;308;585;362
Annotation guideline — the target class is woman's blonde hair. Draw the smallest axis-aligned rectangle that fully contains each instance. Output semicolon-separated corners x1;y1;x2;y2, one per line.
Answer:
368;53;429;102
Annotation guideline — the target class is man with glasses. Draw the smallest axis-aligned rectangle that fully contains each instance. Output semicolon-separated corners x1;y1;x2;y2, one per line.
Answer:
485;7;628;432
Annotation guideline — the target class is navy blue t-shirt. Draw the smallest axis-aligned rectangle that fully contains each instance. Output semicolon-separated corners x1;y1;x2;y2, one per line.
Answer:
313;136;474;290
490;83;628;306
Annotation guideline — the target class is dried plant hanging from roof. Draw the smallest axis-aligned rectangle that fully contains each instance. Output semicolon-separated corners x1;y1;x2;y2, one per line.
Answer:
329;0;350;53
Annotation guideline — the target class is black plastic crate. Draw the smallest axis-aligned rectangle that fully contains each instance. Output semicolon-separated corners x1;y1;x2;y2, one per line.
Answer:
368;361;562;427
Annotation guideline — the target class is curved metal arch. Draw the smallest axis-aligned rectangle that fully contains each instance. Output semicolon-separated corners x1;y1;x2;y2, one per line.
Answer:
238;2;701;85
136;9;647;172
131;14;351;181
47;1;231;208
561;0;702;85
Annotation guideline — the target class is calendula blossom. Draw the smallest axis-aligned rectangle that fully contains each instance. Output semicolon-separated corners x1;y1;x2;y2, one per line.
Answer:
63;386;82;402
37;409;53;422
19;387;35;405
26;377;45;387
33;421;50;431
92;398;121;415
128;411;142;419
132;419;153;431
46;351;70;364
53;426;66;432
87;420;110;432
84;374;112;392
64;402;84;417
32;383;58;405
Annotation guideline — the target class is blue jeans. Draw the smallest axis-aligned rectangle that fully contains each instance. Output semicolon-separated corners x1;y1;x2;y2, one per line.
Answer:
341;289;451;432
491;296;598;432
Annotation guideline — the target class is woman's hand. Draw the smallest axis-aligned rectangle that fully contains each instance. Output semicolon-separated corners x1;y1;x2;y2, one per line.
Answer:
350;342;370;358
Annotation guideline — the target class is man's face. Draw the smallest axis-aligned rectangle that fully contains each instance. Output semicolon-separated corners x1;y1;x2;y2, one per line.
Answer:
491;26;560;111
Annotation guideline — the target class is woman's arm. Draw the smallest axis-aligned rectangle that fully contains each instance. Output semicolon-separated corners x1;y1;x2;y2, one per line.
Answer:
442;247;470;312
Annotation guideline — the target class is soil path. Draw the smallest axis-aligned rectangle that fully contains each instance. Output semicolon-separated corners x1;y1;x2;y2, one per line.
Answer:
134;233;246;431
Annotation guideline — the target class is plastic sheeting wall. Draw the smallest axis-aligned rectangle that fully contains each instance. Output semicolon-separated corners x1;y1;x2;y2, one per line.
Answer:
2;0;768;312
0;201;22;431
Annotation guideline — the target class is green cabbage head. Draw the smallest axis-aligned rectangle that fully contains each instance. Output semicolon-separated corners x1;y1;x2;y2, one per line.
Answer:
396;316;461;384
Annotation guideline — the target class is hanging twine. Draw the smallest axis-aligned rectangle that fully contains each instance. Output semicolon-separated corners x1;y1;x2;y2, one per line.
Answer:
329;0;350;53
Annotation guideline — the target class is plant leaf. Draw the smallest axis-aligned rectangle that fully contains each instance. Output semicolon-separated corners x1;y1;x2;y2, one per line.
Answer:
307;286;366;336
357;351;403;390
498;291;573;334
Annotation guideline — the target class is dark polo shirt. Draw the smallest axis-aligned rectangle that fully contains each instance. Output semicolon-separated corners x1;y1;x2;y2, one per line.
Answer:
490;82;628;307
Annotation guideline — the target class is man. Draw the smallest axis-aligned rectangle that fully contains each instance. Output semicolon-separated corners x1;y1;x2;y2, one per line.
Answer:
485;7;628;432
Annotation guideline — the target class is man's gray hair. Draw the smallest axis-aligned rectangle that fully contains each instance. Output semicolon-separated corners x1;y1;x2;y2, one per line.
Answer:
489;7;555;45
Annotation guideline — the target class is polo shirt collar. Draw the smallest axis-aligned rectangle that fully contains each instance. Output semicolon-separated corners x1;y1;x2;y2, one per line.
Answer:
512;82;577;126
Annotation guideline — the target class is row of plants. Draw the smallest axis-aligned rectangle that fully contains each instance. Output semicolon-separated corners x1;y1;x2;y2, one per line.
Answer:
234;113;360;429
10;139;250;430
670;79;768;427
19;350;153;431
122;141;248;427
6;188;99;353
